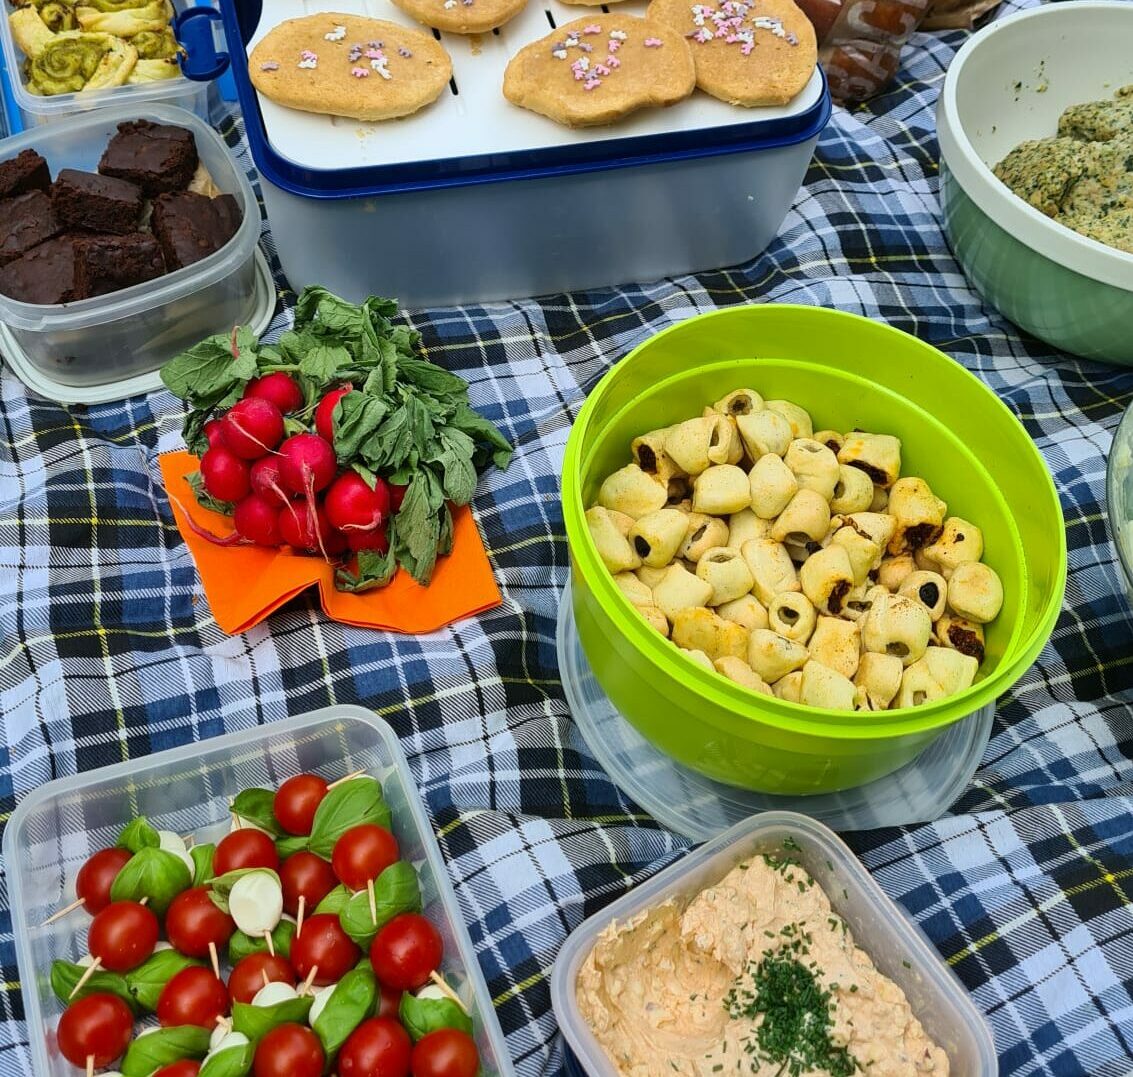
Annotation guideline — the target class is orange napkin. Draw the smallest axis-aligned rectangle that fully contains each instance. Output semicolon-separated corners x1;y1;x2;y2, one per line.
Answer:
159;451;502;635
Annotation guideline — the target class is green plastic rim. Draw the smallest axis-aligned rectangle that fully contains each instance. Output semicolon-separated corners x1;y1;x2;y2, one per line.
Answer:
562;305;1067;742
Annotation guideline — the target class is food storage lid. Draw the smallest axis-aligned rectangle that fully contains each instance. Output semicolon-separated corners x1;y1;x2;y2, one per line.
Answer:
215;0;831;197
557;580;995;841
550;811;998;1077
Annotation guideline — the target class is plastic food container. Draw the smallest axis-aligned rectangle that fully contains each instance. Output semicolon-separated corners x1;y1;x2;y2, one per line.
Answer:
4;705;516;1077
550;811;998;1076
209;0;830;307
561;305;1066;794
1106;399;1133;607
0;0;209;129
937;2;1133;366
0;102;265;392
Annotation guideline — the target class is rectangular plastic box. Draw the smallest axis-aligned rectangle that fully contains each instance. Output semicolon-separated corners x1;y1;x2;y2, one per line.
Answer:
217;0;830;307
0;101;263;390
4;705;516;1077
551;811;998;1076
0;0;207;129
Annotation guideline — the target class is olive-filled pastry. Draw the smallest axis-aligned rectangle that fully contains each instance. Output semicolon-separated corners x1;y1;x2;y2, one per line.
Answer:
585;388;1004;712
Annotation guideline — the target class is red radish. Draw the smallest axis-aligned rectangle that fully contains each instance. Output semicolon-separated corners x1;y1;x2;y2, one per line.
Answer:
314;387;352;444
204;419;227;448
324;473;389;534
250;457;293;508
222;398;285;460
245;373;303;414
347;527;389;554
278;434;337;496
234;494;283;547
279;501;335;556
325;528;349;557
201;446;251;503
389;483;408;513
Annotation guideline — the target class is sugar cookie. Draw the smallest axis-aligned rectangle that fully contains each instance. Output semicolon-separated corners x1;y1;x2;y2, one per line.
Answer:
391;0;527;35
249;13;452;122
503;14;694;128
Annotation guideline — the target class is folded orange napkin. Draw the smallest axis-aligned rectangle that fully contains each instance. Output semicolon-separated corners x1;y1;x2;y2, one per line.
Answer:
159;451;502;635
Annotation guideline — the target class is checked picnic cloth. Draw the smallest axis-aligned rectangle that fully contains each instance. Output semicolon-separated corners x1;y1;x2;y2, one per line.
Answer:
2;0;1133;1072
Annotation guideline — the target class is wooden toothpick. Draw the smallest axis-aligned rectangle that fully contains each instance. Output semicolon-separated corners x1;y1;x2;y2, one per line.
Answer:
367;878;377;925
327;770;365;790
209;940;221;980
296;895;306;939
264;929;275;957
69;958;103;999
299;965;319;996
40;897;84;927
429;970;468;1013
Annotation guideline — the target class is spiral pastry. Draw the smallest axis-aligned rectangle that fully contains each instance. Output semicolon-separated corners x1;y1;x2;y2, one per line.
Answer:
26;29;136;93
130;26;181;59
75;1;172;35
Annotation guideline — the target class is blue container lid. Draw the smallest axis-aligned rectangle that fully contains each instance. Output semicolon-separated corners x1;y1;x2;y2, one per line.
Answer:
216;0;830;199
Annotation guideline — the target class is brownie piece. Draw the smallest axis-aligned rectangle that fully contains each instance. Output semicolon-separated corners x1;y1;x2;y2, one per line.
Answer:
75;233;166;298
151;190;242;270
0;149;51;199
51;169;144;235
0;235;81;304
99;119;199;196
0;190;61;266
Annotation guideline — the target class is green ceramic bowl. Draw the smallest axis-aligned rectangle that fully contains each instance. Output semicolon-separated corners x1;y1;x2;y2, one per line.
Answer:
937;2;1133;366
562;306;1066;794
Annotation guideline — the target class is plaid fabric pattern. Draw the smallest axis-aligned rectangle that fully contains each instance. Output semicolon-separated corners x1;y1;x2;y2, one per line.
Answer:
2;0;1133;1073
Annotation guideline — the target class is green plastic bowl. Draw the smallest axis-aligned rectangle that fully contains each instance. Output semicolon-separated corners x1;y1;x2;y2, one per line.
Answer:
937;2;1133;366
562;306;1066;794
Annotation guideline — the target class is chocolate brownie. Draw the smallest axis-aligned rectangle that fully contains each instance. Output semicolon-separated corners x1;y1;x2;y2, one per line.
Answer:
0;149;51;199
75;233;166;298
151;190;242;270
0;236;82;304
0;190;61;266
52;169;144;235
99;119;199;196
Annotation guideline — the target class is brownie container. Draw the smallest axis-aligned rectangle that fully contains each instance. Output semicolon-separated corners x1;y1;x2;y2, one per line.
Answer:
0;102;264;390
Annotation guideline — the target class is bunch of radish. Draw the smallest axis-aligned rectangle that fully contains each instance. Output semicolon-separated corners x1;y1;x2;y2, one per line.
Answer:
193;376;402;561
44;772;482;1077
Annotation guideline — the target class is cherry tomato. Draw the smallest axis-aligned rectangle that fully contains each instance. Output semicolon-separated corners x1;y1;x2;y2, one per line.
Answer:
332;825;399;892
338;1017;412;1077
274;774;329;837
410;1029;479;1077
289;913;360;987
56;993;133;1069
166;887;236;959
376;982;402;1021
75;847;132;916
252;1023;324;1077
214;828;280;876
88;901;159;972
280;851;338;916
156;966;230;1029
369;914;443;992
152;1063;202;1077
228;953;296;1005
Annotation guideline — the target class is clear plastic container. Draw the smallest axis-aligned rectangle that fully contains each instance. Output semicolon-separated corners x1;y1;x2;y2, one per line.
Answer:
4;705;516;1077
1106;398;1133;606
0;0;208;129
551;811;997;1076
0;102;262;388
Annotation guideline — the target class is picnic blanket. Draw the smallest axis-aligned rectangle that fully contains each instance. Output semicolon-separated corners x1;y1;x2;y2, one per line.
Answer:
2;1;1132;1072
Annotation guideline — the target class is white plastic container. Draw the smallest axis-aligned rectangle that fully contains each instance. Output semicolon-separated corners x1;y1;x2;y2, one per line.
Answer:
218;0;830;306
551;811;998;1076
0;102;264;390
4;705;516;1077
0;0;208;128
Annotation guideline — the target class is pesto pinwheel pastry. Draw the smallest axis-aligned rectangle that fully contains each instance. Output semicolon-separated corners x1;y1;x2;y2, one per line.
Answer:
887;477;947;555
772;670;803;702
799;659;855;709
652;563;714;621
696;547;754;606
585;506;641;574
765;399;813;440
663;414;734;475
27;29;135;93
72;0;160;10
736;408;791;460
714;655;772;694
829;463;874;514
748;452;798;520
726;508;771;549
807;616;860;680
130;28;182;60
767;592;816;645
898;570;948;620
692;464;750;516
75;0;171;35
747;629;808;683
713;388;763;418
597;463;668;519
671;607;748;661
715;594;768;632
923;516;984;576
12;0;77;33
679;512;729;562
799;544;855;616
946;561;1004;624
838;431;902;488
771;488;830;546
784;438;839;501
127;54;178;80
861;592;932;666
741;538;799;606
628;508;688;568
854;652;903;711
8;4;58;56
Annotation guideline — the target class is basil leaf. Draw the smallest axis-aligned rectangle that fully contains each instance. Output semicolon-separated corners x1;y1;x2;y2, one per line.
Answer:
399;992;473;1042
110;847;191;916
199;1039;255;1077
308;777;390;859
313;967;377;1060
191;843;216;886
125;950;204;1012
121;1025;210;1077
228;919;296;964
51;960;136;1012
230;788;284;837
117;817;160;854
232;996;313;1044
208;867;280;914
276;834;309;860
340;861;421;946
314;883;351;917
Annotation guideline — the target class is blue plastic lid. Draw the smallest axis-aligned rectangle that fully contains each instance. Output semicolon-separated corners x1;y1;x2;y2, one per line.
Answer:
175;6;232;83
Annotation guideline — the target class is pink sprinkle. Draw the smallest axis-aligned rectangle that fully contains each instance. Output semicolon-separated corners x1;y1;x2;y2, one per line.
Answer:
300;49;317;60
607;38;620;51
583;23;601;33
644;36;663;46
741;41;753;53
725;34;738;42
606;54;620;67
365;47;384;59
593;62;610;74
578;42;593;51
351;66;370;77
573;68;585;80
584;77;601;89
694;27;713;42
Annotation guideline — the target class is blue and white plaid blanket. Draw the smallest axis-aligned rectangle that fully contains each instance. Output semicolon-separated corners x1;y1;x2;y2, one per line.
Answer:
3;1;1133;1073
